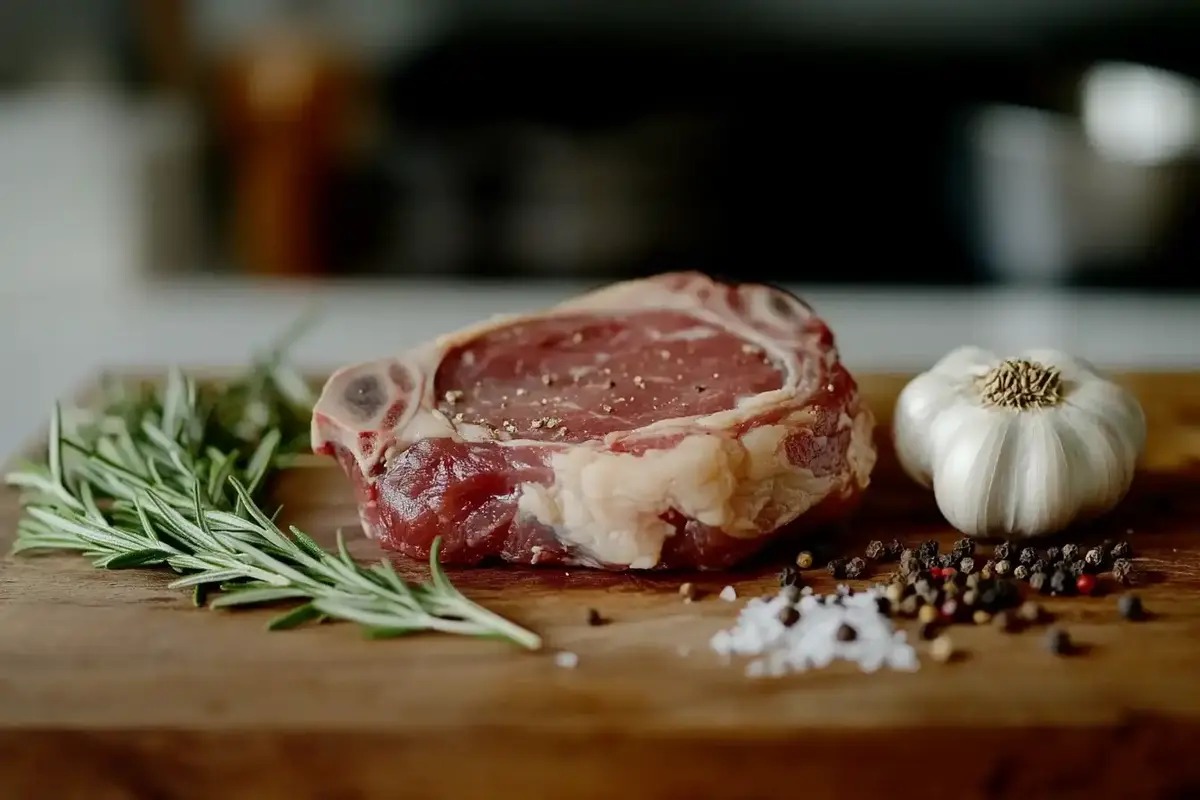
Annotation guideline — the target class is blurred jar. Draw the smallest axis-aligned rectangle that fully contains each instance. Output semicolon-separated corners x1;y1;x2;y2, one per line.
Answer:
213;2;363;278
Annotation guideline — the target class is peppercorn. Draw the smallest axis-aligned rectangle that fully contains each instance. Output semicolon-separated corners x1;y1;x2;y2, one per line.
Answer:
587;608;607;626
780;585;802;604
993;610;1017;633
827;557;847;579
1045;546;1061;562
1067;560;1086;579
1017;601;1043;624
957;557;976;576
995;559;1012;577
1061;543;1080;562
1013;565;1029;581
919;621;940;641
1118;593;1145;621
914;577;933;596
943;581;961;600
679;582;698;602
1111;558;1134;585
936;553;955;569
899;596;920;617
1028;572;1047;594
778;566;801;588
965;573;981;590
930;635;955;663
951;537;974;558
918;604;939;624
940;599;960;621
1013;546;1032;565
994;579;1020;607
1084;547;1105;570
980;561;995;580
917;540;939;562
885;539;904;561
920;557;938;572
845;557;867;580
1049;570;1071;596
1030;559;1047;575
1045;627;1073;656
875;596;893;617
1110;541;1132;560
993;541;1012;562
1076;574;1097;596
929;567;944;580
979;588;999;609
886;582;907;606
865;540;886;560
836;623;858;642
795;551;815;570
778;605;801;627
962;589;979;608
920;588;940;607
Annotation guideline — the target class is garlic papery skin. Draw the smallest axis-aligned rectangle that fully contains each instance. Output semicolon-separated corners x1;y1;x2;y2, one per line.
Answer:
892;346;1146;539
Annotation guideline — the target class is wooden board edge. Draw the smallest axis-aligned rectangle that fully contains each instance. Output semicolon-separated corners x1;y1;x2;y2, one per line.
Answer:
2;716;1198;799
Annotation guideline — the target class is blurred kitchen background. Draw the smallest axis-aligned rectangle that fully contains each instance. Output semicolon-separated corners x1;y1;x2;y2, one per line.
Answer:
1;0;1199;291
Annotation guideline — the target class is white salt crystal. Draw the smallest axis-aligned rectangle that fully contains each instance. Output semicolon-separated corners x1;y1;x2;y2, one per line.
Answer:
555;651;579;669
719;585;738;602
709;585;919;676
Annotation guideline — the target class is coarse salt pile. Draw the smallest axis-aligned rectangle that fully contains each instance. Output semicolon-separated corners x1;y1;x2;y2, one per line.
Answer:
710;586;919;677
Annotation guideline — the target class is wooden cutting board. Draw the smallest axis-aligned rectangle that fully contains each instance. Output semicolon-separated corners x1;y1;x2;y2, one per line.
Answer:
2;372;1200;800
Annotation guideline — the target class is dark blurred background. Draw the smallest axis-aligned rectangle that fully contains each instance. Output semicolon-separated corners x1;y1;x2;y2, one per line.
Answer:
1;0;1198;290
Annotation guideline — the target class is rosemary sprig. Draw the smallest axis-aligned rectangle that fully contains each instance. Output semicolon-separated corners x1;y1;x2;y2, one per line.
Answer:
3;337;541;651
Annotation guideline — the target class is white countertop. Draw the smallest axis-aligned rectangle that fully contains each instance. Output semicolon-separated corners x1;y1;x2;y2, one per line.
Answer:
1;278;1197;458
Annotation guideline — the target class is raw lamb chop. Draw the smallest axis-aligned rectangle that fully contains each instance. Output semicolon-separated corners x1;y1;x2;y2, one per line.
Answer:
311;272;877;570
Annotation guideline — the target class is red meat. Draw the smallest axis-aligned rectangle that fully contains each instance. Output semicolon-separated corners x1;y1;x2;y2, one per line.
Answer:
312;272;876;570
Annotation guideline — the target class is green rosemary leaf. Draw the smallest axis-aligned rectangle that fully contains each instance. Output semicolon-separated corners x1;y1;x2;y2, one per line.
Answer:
101;549;170;569
243;429;281;497
168;569;251;590
287;525;329;561
192;583;209;608
266;602;322;631
210;586;311;609
362;625;424;640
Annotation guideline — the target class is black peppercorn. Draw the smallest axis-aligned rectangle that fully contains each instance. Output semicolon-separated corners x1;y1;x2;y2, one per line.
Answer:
1117;593;1145;621
995;559;1012;577
1044;627;1073;656
875;596;893;617
1110;540;1132;560
935;553;953;569
994;579;1020;607
865;540;886;560
779;566;802;587
1061;543;1080;562
836;623;858;642
958;557;976;575
1029;572;1047;594
1030;559;1047;575
1018;547;1037;566
979;588;999;610
1013;565;1029;581
993;542;1012;562
1067;560;1086;579
917;540;939;561
1045;545;1061;562
586;608;607;626
1084;547;1105;570
1111;558;1134;585
885;539;904;561
1049;570;1072;596
845;557;867;579
778;605;801;627
827;557;847;579
951;537;974;558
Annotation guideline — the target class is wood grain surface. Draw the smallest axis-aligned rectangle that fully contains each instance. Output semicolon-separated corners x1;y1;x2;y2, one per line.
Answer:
2;372;1200;800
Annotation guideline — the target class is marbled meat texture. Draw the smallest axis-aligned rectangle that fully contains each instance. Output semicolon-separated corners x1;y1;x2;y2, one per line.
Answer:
312;272;877;570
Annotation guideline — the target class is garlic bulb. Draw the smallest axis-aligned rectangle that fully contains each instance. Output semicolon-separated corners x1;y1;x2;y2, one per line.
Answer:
892;346;1146;539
